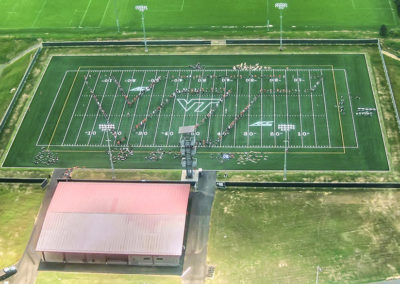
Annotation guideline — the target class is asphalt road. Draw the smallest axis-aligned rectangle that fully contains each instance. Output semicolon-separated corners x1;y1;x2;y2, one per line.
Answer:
8;169;65;284
182;171;216;284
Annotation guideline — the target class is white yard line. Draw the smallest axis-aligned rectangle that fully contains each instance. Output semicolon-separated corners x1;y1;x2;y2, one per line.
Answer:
139;71;158;146
74;72;102;145
87;71;113;145
114;71;135;143
166;71;181;146
284;70;289;146
260;70;263;147
272;70;277;146
79;0;93;27
320;70;332;147
32;0;48;27
181;70;193;127
127;71;147;145
246;70;251;147
233;70;239;146
308;70;318;146
102;71;123;146
195;70;205;126
99;0;111;27
343;69;359;147
37;71;68;145
153;71;170;145
219;70;228;147
296;70;304;147
62;70;92;145
206;71;217;142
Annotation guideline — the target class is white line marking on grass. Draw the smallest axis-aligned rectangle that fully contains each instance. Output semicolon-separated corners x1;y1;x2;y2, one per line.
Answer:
181;70;193;127
207;71;217;143
260;70;263;147
296;70;304;147
153;71;170;146
272;70;277;146
32;0;48;27
99;0;112;27
343;69;359;148
285;69;290;146
139;71;158;147
87;71;113;145
74;72;102;145
166;71;181;146
115;71;135;144
219;70;228;147
102;71;122;145
195;70;205;126
127;71;147;145
308;70;318;146
320;70;331;147
79;0;93;27
37;71;68;146
246;70;251;147
62;70;91;145
233;71;239;146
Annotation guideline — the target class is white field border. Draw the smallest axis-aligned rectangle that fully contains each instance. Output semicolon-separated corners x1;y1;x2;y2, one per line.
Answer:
35;67;359;151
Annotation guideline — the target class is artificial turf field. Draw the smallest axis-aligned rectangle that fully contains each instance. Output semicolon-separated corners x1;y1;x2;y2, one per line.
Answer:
4;54;388;170
0;0;397;32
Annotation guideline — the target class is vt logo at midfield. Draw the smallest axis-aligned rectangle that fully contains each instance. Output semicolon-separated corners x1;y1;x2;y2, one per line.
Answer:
177;98;220;112
250;121;274;127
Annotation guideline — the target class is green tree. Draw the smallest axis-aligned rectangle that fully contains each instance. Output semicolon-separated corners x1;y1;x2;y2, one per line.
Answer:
380;24;388;37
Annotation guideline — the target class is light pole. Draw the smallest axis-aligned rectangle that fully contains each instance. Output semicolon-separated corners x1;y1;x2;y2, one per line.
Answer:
100;124;116;180
316;266;322;284
135;5;148;52
283;130;288;181
275;2;287;51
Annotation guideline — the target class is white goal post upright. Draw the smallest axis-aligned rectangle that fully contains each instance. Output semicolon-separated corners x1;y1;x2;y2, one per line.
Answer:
275;2;287;51
135;5;148;52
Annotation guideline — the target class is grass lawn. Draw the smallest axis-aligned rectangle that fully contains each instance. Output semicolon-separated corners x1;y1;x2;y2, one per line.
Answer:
383;55;400;114
0;183;44;268
0;0;396;35
35;271;181;284
0;50;35;122
4;53;388;171
0;38;38;64
207;188;400;283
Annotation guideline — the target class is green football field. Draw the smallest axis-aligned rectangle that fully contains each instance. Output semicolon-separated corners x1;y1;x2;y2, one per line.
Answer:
4;54;388;170
0;0;397;32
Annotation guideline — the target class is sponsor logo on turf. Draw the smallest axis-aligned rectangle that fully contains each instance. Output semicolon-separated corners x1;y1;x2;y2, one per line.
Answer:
177;98;220;112
130;86;150;92
249;121;274;127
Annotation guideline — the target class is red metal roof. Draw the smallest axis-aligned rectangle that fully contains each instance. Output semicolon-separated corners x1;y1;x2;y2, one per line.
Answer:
37;182;190;256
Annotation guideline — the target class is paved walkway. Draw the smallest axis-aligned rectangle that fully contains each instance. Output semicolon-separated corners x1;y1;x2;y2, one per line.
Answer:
9;169;64;284
182;171;217;284
0;43;41;75
382;50;400;62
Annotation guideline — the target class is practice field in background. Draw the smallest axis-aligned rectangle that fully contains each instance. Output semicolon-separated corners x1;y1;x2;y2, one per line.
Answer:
0;0;397;32
4;54;388;170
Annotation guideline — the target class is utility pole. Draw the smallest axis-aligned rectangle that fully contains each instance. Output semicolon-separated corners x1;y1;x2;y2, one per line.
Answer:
135;5;148;52
316;266;322;284
275;3;287;51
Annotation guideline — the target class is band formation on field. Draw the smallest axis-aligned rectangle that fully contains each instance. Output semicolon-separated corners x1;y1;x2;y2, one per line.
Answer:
38;64;361;153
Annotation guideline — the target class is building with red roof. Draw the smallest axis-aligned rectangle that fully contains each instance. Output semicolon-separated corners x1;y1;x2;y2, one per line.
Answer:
36;181;190;266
